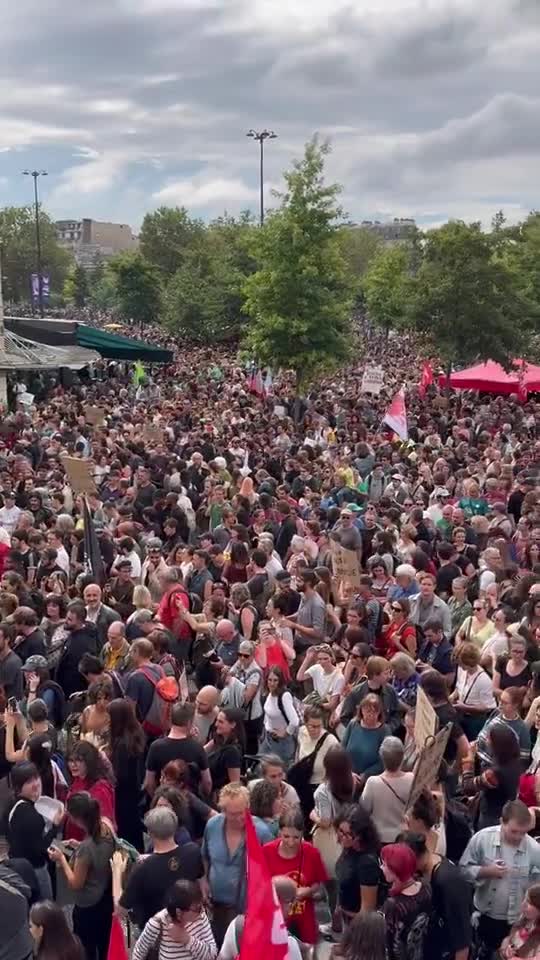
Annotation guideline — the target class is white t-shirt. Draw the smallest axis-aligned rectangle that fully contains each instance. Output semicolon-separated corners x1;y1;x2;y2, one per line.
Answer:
481;630;510;660
264;691;300;736
455;666;496;710
305;664;345;700
0;505;21;534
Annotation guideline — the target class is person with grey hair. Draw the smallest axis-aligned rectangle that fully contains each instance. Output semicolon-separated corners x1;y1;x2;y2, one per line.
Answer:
387;564;420;603
389;652;420;708
228;640;263;755
219;875;302;960
359;736;414;843
117;804;203;929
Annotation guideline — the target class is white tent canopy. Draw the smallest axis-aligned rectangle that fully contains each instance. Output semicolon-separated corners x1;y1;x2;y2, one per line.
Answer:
0;331;100;371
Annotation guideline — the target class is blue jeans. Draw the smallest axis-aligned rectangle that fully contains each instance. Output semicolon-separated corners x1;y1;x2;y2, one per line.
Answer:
259;732;296;768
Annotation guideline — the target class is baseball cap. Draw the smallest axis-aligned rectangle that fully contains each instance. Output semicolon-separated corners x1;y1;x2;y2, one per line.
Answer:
22;655;48;673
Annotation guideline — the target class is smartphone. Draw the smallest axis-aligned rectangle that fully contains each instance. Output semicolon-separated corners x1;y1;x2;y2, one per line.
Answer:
7;697;17;712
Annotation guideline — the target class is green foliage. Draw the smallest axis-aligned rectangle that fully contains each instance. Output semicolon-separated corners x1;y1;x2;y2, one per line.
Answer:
408;220;534;368
336;226;381;304
242;138;354;389
363;246;411;336
90;272;119;312
0;205;72;302
107;252;161;328
63;263;90;307
162;213;257;343
139;206;204;277
163;231;246;343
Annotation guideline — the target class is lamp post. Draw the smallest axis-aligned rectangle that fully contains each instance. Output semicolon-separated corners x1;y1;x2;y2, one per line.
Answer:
246;129;277;225
22;169;48;317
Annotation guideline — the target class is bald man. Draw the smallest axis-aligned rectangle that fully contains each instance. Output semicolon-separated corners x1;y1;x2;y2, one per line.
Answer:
193;685;220;744
215;618;240;669
219;876;302;960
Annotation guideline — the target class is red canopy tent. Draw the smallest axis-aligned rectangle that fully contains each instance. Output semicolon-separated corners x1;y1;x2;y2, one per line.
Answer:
439;359;540;395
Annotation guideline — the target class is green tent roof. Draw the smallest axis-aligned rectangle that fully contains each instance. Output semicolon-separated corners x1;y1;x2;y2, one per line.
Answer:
74;326;173;362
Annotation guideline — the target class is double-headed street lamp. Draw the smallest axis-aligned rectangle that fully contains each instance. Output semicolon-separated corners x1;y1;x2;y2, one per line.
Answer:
246;129;277;225
22;169;48;317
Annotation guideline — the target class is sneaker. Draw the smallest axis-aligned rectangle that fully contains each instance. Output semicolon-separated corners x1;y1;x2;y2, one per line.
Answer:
319;923;341;942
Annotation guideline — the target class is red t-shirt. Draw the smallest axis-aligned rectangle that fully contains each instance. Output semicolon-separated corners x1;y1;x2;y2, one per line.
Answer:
64;778;116;840
263;840;328;944
255;641;291;682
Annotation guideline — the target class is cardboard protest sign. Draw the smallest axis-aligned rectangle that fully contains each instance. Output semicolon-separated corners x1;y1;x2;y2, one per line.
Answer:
142;423;164;444
330;540;361;588
61;457;97;495
407;724;452;812
414;686;438;748
84;405;106;427
361;365;384;395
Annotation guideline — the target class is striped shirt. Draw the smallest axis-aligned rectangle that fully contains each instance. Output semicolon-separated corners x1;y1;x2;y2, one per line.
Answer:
132;908;217;960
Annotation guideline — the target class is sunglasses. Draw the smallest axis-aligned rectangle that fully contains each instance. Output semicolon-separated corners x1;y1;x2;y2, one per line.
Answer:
391;605;403;612
238;653;251;659
473;606;483;611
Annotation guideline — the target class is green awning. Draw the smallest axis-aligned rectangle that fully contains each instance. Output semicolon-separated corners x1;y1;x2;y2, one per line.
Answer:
74;326;173;362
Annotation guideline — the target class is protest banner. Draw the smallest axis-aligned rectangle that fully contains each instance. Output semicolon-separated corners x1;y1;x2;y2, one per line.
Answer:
407;724;452;811
361;365;384;395
61;457;97;495
414;686;438;748
330;540;361;588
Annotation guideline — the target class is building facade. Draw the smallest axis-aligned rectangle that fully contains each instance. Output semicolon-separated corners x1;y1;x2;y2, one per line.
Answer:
55;218;139;266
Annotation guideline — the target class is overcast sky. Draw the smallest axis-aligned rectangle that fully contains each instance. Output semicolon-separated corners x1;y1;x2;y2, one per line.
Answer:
0;0;538;230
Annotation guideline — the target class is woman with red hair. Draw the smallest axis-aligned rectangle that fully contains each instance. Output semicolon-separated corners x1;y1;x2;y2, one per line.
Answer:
380;842;431;960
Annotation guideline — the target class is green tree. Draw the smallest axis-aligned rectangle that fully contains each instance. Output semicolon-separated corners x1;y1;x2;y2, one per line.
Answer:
139;206;204;277
363;246;410;337
337;226;381;303
63;263;90;307
164;231;246;343
108;252;161;330
0;205;72;302
242;138;354;389
408;220;534;370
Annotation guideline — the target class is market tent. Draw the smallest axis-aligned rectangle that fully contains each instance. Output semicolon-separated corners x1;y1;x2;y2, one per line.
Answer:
5;317;173;363
439;359;540;394
73;326;173;362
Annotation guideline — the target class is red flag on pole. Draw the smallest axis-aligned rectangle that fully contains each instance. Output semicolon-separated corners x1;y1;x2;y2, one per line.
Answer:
418;361;434;398
383;388;408;440
107;917;129;960
239;814;288;960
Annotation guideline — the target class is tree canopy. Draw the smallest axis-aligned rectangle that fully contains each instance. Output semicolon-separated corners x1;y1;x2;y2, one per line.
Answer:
243;137;354;389
107;252;161;330
407;220;535;369
139;206;204;277
0;205;72;302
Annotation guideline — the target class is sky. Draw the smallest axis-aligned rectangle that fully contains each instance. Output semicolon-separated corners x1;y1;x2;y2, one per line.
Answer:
0;0;539;231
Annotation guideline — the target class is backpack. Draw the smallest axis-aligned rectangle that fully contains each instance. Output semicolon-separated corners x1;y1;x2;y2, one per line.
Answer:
273;691;303;727
444;798;473;862
137;664;179;736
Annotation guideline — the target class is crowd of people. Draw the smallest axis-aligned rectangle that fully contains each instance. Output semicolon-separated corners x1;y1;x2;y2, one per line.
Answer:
0;312;538;960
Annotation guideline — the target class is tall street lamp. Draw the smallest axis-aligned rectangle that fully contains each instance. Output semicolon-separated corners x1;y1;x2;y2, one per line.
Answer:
22;169;48;317
246;129;277;225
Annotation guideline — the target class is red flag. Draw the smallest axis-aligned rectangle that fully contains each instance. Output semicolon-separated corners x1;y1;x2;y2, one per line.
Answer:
383;388;408;440
418;361;434;397
239;814;288;960
107;917;129;960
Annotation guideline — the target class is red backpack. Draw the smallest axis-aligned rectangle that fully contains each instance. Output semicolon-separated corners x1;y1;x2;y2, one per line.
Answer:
137;664;179;736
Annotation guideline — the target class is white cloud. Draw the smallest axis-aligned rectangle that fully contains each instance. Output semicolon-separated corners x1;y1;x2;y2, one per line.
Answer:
154;174;257;208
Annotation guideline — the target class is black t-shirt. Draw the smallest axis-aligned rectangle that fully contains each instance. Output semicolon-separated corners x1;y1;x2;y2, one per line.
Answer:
146;736;209;782
207;743;242;791
335;848;382;913
120;843;203;927
436;563;462;597
426;857;472;955
434;703;464;766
